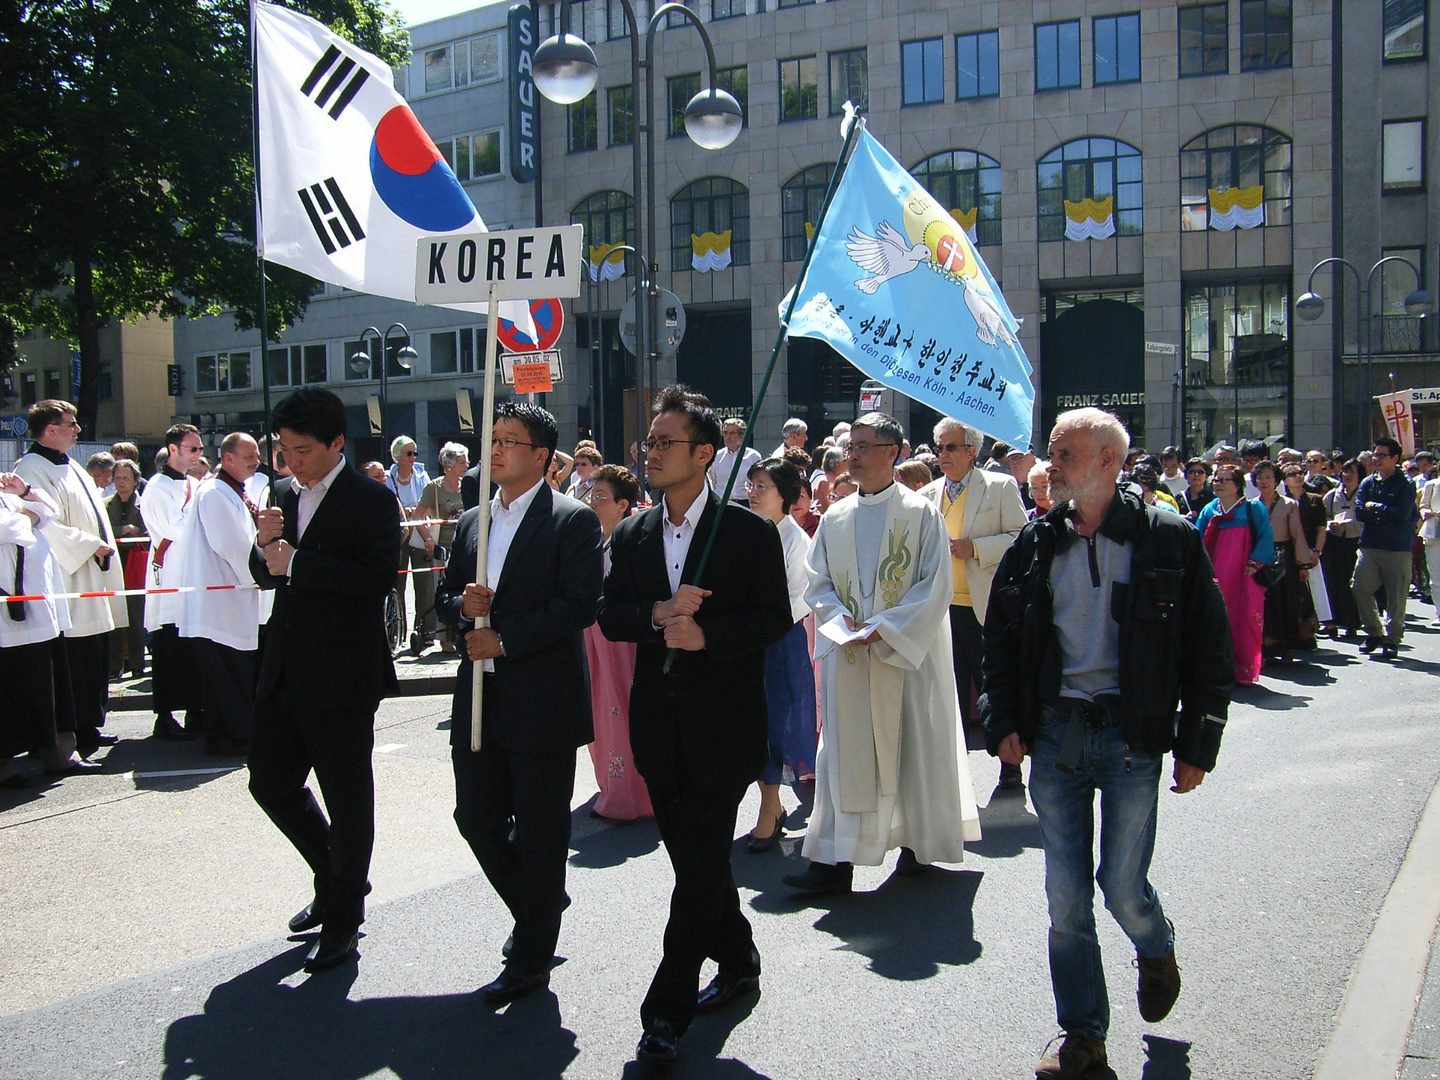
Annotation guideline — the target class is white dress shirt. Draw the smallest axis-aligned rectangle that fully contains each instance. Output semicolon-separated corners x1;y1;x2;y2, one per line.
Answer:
481;477;545;671
709;445;762;503
661;491;707;595
295;456;349;541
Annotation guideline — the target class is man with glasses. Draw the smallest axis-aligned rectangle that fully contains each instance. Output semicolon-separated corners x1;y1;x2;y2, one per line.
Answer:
599;385;791;1065
1303;450;1335;494
785;412;980;895
1351;437;1421;661
15;399;124;764
709;417;762;506
437;401;603;1004
141;423;207;742
920;417;1027;789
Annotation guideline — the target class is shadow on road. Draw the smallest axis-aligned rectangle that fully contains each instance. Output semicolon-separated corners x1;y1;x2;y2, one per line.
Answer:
1231;683;1312;711
162;946;578;1080
618;995;774;1080
1140;1034;1193;1079
569;799;662;869
966;788;1042;858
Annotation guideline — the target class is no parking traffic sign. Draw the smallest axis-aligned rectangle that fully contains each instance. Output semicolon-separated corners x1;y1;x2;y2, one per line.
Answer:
495;298;564;353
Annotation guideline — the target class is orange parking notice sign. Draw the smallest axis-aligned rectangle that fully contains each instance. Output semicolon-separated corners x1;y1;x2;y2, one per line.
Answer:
513;360;554;394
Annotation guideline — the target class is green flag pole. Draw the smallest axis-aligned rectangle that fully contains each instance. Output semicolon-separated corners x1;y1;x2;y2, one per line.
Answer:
662;112;865;674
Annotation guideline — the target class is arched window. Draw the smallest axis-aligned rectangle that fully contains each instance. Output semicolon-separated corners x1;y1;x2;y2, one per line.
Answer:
912;150;1003;247
670;177;750;270
1036;138;1143;241
571;190;634;277
1180;125;1292;231
781;163;834;261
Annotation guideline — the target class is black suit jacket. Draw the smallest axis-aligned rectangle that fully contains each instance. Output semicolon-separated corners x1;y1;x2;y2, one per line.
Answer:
459;464;499;512
596;491;792;791
437;482;604;754
250;465;401;713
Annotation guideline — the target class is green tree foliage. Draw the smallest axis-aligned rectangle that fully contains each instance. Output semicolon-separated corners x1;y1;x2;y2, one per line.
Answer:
0;0;409;432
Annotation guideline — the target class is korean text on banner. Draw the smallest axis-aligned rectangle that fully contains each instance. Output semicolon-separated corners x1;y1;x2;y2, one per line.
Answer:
784;130;1035;448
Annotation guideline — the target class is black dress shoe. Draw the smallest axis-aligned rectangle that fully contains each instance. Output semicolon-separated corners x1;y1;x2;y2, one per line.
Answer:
997;761;1025;790
696;972;760;1012
153;713;196;741
480;967;550;1004
782;860;853;894
635;1020;679;1065
92;733;120;747
746;808;786;854
1359;637;1381;654
303;927;359;973
895;847;928;877
501;932;514;959
44;758;104;776
288;901;325;934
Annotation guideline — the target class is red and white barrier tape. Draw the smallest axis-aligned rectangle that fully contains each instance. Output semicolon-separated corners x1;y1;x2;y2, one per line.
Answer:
111;517;456;545
1;565;445;602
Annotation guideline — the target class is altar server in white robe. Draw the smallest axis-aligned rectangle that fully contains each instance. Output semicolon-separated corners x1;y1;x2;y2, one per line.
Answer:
0;477;98;782
783;412;980;895
14;400;127;758
140;423;206;741
178;433;272;756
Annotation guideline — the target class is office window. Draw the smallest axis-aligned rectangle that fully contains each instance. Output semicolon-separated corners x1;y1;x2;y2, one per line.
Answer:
779;56;818;121
1182;278;1291;451
902;38;944;105
608;84;633;146
1035;20;1082;90
1180;124;1291;230
1240;0;1291;70
1384;120;1425;188
469;32;500;82
437;131;502;181
430;329;476;375
196;350;254;394
422;33;501;94
912;150;1003;247
1179;3;1229;76
716;65;748;128
667;72;701;137
20;371;35;408
712;0;744;19
572;190;634;276
781;163;833;261
424;45;456;93
1094;13;1141;84
671;177;750;269
567;92;597;153
1379;247;1426;352
268;344;327;387
1385;0;1426;60
955;31;999;100
829;47;868;114
43;369;62;401
778;0;814;7
1037;138;1143;241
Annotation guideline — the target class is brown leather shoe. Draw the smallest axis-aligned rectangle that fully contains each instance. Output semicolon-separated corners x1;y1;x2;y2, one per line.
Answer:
1137;941;1182;1022
1035;1033;1107;1079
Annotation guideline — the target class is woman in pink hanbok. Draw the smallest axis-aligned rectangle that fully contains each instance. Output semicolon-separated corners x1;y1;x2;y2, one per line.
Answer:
583;465;652;821
1194;464;1275;685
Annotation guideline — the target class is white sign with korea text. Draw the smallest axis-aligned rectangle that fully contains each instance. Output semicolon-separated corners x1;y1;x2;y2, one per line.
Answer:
415;225;583;303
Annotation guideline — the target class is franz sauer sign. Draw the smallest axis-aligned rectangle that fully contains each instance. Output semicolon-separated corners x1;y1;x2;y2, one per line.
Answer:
1054;393;1146;408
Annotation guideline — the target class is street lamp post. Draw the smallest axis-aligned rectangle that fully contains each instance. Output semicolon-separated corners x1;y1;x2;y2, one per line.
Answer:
349;322;418;455
1297;257;1433;449
533;1;742;461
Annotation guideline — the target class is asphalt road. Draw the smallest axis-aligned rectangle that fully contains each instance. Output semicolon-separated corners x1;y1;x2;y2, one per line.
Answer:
3;615;1440;1080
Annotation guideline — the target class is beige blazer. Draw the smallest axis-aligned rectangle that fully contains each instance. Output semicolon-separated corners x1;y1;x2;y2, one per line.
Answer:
921;468;1028;623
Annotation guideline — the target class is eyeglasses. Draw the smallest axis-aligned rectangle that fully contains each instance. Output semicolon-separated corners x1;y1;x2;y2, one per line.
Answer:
827;490;853;501
936;442;968;453
1372;450;1391;459
491;437;538;450
640;437;699;453
846;441;896;456
179;443;203;453
744;481;773;494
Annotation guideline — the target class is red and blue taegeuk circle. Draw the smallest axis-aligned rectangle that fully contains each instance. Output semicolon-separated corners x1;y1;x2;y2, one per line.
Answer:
369;106;476;232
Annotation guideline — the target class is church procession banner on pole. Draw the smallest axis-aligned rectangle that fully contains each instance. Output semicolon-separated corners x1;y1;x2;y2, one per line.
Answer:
253;0;532;331
785;126;1034;449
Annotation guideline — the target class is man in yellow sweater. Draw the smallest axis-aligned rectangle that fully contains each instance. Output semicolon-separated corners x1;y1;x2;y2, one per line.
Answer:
920;418;1029;788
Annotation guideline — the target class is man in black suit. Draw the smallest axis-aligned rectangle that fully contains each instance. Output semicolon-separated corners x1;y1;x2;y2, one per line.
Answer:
597;386;791;1065
437;401;603;1005
248;389;401;974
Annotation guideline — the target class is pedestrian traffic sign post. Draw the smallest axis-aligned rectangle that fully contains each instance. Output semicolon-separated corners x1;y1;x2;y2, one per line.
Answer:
415;225;584;751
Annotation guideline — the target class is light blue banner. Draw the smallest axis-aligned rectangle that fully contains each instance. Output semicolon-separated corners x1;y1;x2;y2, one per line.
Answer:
787;129;1035;447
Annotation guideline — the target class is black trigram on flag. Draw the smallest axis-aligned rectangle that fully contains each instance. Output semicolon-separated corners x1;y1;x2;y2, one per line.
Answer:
297;179;366;254
299;45;370;119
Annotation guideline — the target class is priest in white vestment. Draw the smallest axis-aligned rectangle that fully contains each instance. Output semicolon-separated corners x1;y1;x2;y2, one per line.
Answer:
783;412;980;895
14;401;127;758
178;433;272;755
140;424;205;740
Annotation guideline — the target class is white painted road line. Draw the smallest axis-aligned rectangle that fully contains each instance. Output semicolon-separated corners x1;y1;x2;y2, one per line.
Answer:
374;744;406;754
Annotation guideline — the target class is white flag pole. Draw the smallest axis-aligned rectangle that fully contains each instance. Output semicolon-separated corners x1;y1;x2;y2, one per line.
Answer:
470;279;502;751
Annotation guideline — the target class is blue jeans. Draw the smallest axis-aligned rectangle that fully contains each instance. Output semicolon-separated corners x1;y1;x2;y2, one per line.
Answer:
1028;706;1174;1041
